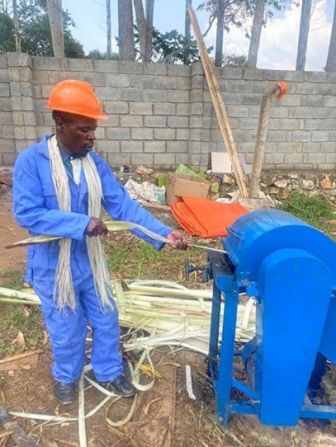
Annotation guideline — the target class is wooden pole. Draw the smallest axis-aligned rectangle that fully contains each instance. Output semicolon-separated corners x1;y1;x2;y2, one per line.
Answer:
249;84;282;199
187;5;248;198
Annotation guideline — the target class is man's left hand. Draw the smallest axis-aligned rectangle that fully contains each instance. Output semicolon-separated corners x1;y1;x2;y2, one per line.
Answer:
166;230;189;250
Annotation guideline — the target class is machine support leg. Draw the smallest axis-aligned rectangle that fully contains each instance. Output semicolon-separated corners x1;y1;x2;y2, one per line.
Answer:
216;286;239;425
208;284;222;373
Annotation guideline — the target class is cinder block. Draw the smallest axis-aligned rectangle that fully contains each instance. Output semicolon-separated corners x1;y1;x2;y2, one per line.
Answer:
144;116;166;127
144;63;167;75
118;61;144;74
0;97;11;111
1;127;14;138
131;128;153;140
1;152;17;165
154;153;175;166
129;76;154;89
176;103;191;115
278;142;303;153
0;56;8;68
105;74;130;88
154;78;176;89
105;101;129;114
175;153;189;165
121;141;144;152
176;77;190;89
154;103;175;115
0;139;15;152
326;153;336;163
265;153;285;164
279;153;304;164
191;129;202;141
167;116;189;128
107;153;131;166
0;69;9;82
66;58;95;72
96;141;120;153
143;89;168;102
0;112;13;125
154;128;175;140
120;115;143;127
291;131;311;142
32;56;61;70
270;107;289;118
94;60;119;73
321;142;335;153
301;96;325;107
167;141;188;152
308;153;326;163
130;102;152;115
144;141;166;152
121;89;143;101
324;97;336;107
96;87;121;101
227;105;249;118
167;90;189;102
176;129;190;140
267;131;288;142
167;65;190;76
302;143;321;153
311;131;329;142
106;128;130;140
131;153;154;165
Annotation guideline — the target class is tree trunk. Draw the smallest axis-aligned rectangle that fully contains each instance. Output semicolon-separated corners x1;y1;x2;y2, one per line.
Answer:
215;0;225;66
247;0;265;68
106;0;111;57
12;0;21;52
144;0;154;62
184;0;192;64
118;0;135;61
133;0;147;61
296;0;312;71
326;1;336;71
46;0;64;58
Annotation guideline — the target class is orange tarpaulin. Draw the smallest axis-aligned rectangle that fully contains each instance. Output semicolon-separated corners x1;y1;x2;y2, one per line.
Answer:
171;196;249;238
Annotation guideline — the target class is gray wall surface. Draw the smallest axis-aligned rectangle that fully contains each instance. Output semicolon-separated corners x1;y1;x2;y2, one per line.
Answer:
0;52;335;170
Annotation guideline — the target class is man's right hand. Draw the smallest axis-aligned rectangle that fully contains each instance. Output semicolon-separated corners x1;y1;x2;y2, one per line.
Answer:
85;217;108;237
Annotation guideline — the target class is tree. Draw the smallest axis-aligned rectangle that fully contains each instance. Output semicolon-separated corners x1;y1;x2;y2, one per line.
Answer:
0;13;15;52
184;0;192;64
0;0;84;57
118;0;135;60
326;1;336;71
215;0;224;66
133;0;147;60
296;0;312;71
106;0;111;57
46;0;64;57
247;0;265;68
145;0;154;61
198;0;292;66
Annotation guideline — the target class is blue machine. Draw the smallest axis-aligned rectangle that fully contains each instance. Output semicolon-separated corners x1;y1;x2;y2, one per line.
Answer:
208;208;336;426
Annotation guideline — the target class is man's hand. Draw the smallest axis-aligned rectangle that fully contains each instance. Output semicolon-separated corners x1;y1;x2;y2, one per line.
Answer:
166;230;189;250
85;217;108;237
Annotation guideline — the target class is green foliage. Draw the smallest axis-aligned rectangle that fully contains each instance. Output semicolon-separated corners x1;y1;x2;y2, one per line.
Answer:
279;190;335;235
148;28;211;64
223;54;247;66
0;0;84;57
0;13;16;53
87;49;119;60
198;0;293;33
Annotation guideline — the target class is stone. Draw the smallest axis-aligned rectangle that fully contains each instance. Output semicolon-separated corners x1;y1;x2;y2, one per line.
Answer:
274;178;289;188
320;175;332;190
301;179;315;190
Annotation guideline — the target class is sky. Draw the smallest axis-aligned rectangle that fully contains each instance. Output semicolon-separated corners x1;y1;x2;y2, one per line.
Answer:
62;0;335;71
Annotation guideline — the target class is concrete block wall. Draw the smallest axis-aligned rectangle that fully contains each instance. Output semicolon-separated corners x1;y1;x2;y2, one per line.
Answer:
0;53;335;170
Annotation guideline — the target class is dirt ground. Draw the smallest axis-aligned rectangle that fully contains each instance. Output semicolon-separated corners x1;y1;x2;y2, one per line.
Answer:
1;177;336;446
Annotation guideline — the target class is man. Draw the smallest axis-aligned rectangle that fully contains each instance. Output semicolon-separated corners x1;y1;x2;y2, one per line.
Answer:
13;79;188;405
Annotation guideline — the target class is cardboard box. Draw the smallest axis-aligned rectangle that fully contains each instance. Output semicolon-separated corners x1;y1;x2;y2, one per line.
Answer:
166;173;210;205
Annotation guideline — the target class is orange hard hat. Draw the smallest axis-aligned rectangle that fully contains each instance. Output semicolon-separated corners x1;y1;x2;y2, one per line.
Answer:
46;79;108;121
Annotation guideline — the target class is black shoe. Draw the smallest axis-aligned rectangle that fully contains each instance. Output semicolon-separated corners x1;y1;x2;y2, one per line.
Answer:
92;371;136;398
53;382;76;405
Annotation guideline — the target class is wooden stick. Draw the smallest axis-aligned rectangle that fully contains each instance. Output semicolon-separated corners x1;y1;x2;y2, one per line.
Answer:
249;83;282;198
187;5;248;198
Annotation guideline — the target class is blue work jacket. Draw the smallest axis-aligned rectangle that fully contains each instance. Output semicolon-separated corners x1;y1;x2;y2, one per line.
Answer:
13;135;172;285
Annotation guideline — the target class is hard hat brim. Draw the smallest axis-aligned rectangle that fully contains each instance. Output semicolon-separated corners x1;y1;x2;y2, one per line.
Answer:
46;105;108;121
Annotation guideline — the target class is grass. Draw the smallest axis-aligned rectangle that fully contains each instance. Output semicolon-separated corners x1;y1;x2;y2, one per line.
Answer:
279;190;336;238
0;267;45;358
105;231;212;285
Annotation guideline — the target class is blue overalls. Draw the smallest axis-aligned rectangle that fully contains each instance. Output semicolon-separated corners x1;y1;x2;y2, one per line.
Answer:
13;135;172;384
